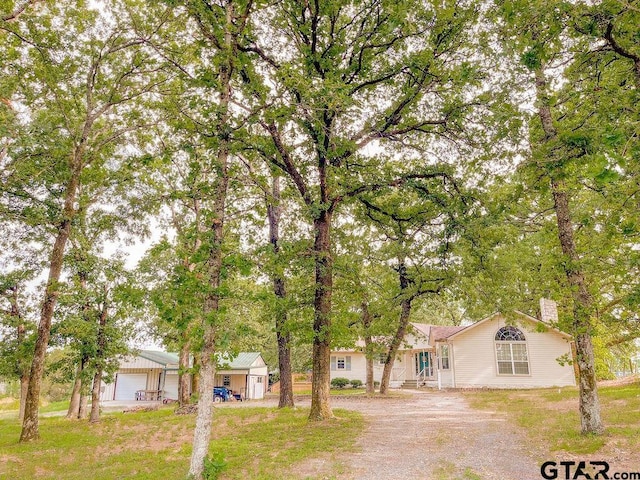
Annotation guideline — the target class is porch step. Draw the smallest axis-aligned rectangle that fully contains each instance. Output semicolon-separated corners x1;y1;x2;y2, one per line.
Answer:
401;380;419;389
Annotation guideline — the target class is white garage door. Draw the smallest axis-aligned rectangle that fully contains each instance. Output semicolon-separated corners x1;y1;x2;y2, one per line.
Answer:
115;373;147;401
163;374;179;400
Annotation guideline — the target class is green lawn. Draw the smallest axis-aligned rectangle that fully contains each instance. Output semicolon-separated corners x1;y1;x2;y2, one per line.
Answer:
465;378;640;461
0;405;364;480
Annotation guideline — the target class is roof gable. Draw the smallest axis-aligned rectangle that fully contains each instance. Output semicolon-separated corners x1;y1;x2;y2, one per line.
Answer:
445;311;573;341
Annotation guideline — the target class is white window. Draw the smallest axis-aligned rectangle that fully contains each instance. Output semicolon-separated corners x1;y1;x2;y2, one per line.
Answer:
495;326;529;375
377;354;387;365
223;375;231;386
439;345;450;370
331;355;351;371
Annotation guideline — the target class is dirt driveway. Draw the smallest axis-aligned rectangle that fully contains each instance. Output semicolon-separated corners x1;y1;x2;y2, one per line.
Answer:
291;390;544;480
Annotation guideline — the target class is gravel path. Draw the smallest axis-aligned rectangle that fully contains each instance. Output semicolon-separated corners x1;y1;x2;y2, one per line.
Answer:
329;390;543;480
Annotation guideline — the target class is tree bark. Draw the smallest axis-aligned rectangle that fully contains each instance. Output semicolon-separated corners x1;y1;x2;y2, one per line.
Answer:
90;294;109;423
19;374;29;422
268;175;294;408
380;260;412;395
20;133;84;440
66;363;83;419
361;301;375;395
188;2;234;477
89;369;103;423
191;356;199;401
78;394;88;419
535;68;603;434
551;181;603;434
178;339;191;407
309;211;333;421
14;303;29;422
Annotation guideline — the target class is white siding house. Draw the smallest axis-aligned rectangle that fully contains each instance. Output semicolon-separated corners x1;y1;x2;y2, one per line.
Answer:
331;309;576;390
438;313;576;388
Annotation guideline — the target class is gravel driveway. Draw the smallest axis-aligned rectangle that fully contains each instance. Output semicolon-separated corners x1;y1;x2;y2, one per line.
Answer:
328;390;543;480
261;389;543;480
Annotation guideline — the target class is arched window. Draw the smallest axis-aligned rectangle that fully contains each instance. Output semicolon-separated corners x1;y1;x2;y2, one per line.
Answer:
495;326;529;375
495;326;526;342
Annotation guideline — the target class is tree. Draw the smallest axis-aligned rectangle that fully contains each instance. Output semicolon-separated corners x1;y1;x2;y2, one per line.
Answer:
493;0;640;434
0;268;36;420
246;0;482;420
354;175;470;393
0;0;166;441
159;1;257;477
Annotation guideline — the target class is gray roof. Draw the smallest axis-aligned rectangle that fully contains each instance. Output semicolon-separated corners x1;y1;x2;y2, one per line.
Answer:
137;350;264;369
139;350;179;366
217;352;263;369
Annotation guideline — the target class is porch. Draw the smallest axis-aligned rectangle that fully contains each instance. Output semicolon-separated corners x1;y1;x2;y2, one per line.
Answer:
373;350;438;388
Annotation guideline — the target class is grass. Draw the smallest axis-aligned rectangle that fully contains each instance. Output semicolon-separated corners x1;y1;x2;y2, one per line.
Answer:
0;399;70;414
464;378;640;461
0;404;364;480
433;461;483;480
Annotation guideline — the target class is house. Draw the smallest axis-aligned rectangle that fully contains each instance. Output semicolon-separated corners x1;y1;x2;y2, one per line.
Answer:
100;350;268;401
331;307;576;390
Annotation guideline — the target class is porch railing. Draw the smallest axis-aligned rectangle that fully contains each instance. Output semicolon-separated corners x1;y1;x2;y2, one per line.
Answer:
417;364;433;383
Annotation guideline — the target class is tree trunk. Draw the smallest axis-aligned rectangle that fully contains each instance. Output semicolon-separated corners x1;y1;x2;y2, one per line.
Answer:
89;369;102;423
535;67;603;435
19;374;29;422
551;181;603;434
361;301;375;395
188;3;233;476
178;339;191;407
191;356;199;402
309;211;333;421
78;394;88;419
20;151;82;441
90;296;108;423
66;363;83;419
380;260;412;395
16;317;28;422
268;175;294;408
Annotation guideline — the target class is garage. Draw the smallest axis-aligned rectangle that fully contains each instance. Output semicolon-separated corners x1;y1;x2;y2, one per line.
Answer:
163;373;179;400
114;373;147;401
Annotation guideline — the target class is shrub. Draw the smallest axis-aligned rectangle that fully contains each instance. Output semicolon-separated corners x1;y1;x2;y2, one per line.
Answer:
331;377;350;389
203;453;227;480
350;379;363;389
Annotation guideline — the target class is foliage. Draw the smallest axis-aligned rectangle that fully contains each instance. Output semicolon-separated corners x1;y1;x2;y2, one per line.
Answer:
330;377;350;389
349;379;363;389
202;453;227;480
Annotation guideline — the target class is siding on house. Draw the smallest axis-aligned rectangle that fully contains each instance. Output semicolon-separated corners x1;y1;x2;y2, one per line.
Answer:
330;351;410;385
330;353;364;382
450;314;575;388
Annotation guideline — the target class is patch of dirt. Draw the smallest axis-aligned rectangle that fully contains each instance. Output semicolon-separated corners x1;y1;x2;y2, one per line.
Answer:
280;390;544;480
599;375;639;387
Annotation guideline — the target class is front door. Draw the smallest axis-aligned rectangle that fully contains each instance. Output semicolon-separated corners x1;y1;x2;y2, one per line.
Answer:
415;352;432;378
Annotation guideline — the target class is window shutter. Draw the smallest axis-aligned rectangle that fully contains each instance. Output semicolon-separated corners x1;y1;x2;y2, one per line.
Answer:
346;356;351;371
330;356;336;371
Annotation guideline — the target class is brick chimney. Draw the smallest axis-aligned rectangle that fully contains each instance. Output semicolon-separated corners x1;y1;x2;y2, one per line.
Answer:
540;298;558;323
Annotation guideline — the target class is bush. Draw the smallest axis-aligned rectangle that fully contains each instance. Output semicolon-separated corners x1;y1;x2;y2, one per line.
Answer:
349;379;363;389
203;453;227;480
331;377;350;389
